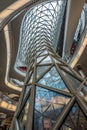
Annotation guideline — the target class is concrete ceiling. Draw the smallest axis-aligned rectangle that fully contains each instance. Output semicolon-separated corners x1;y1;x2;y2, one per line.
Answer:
0;0;17;12
0;30;21;94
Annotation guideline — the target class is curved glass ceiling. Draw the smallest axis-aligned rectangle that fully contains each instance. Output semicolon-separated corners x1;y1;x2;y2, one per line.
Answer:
15;0;66;75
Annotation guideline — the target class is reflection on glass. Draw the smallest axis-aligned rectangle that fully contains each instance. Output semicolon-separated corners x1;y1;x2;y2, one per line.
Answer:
60;66;73;74
40;56;52;65
39;67;69;92
19;98;29;130
39;50;48;56
53;58;62;64
37;66;50;79
34;86;70;130
37;56;45;63
61;70;81;90
80;84;87;104
60;103;87;130
24;86;31;99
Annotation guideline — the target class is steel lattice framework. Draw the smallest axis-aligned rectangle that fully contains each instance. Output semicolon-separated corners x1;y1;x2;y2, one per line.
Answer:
14;33;87;130
12;0;87;130
14;0;66;75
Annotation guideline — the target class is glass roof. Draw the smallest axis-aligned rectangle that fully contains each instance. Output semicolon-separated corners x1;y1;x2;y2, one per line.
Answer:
15;0;66;75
